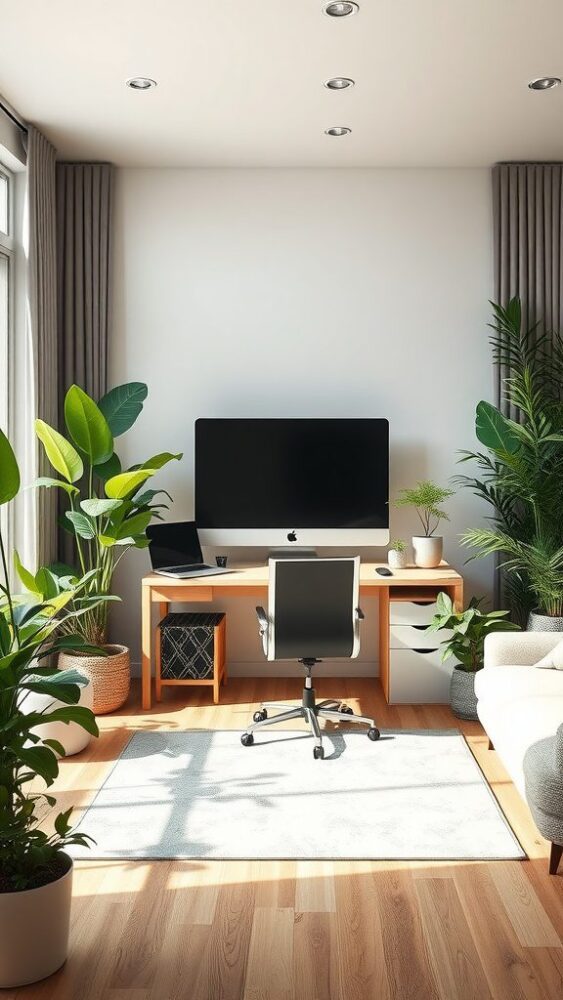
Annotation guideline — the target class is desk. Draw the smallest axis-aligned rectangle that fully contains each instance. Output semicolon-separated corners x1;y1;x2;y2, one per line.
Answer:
141;562;463;710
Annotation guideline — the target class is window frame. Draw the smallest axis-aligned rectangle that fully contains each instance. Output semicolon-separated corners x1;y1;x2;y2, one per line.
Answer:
0;163;15;546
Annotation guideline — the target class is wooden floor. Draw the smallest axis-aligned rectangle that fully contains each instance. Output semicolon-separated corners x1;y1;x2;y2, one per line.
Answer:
10;678;563;1000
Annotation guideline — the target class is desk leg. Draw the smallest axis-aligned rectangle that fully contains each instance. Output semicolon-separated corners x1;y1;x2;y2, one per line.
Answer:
141;586;152;711
453;580;464;612
378;587;390;702
155;602;168;702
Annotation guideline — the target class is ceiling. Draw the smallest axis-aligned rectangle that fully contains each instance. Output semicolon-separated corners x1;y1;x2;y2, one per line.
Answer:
2;0;563;167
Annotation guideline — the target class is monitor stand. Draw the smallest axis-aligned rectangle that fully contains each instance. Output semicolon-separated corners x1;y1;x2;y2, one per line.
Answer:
268;547;318;560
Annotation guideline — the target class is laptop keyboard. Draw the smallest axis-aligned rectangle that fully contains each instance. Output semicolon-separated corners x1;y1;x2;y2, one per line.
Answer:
169;564;208;573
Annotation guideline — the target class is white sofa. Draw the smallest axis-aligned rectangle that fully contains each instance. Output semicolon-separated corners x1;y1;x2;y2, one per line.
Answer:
477;632;563;799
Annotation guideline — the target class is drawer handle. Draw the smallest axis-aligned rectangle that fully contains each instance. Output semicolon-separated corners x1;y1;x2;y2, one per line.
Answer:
412;648;439;654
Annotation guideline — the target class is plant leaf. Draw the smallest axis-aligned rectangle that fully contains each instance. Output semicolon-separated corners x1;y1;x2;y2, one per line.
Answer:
14;551;41;594
0;428;20;505
64;385;114;465
97;382;148;436
35;420;83;483
140;452;182;471
80;498;123;517
475;401;520;454
105;469;155;500
33;476;79;496
65;511;96;539
94;452;122;482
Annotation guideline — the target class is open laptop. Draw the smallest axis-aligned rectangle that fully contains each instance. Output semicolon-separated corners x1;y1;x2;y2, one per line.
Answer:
147;521;231;579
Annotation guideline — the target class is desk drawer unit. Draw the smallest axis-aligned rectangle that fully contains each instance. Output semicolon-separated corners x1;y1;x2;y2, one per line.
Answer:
388;601;453;703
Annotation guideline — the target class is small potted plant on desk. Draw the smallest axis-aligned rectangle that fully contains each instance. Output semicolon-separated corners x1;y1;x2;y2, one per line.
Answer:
426;592;520;720
394;480;454;568
33;382;182;714
387;539;408;570
0;429;100;988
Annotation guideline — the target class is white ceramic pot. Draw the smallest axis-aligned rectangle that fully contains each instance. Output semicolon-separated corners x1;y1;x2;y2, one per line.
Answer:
0;855;73;988
22;678;94;757
412;535;443;568
388;549;408;570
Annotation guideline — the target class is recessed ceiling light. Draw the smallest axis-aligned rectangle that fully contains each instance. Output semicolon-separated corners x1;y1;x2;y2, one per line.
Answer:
322;2;359;18
126;77;157;90
325;126;352;136
324;77;355;90
528;77;561;90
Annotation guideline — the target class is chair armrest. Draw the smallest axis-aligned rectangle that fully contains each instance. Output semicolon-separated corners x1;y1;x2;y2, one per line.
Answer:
356;607;365;621
484;631;563;668
256;606;268;634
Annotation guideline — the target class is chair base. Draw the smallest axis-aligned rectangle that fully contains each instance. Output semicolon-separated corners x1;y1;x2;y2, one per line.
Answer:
241;680;380;759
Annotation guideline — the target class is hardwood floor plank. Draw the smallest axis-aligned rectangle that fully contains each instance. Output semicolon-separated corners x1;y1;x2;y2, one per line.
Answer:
455;865;548;1000
191;861;256;1000
333;868;391;1000
293;912;339;1000
525;946;563;1000
243;907;294;1000
490;862;561;948
295;862;336;913
414;876;493;1000
374;869;440;1000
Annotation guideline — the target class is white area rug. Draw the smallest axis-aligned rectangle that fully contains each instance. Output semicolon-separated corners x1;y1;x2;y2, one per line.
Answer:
70;729;525;861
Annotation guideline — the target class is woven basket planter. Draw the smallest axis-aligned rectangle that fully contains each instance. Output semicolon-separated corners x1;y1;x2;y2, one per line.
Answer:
58;644;130;715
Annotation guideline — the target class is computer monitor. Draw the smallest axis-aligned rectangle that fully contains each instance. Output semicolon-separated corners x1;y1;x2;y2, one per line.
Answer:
195;418;389;548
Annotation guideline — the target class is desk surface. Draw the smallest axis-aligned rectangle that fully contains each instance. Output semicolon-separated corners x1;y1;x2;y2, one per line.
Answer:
142;561;462;590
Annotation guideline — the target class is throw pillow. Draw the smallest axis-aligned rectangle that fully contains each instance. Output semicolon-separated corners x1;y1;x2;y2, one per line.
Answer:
535;639;563;670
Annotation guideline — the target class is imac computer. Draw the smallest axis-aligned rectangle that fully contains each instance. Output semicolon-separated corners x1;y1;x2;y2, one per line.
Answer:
195;418;389;549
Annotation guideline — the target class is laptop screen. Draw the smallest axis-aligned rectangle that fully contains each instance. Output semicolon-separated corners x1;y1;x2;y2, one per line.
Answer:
147;521;204;569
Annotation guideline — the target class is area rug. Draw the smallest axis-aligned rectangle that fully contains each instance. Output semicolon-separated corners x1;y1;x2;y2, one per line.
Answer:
69;729;525;860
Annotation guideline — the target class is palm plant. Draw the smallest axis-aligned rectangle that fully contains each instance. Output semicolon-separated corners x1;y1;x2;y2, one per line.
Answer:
457;298;563;622
33;382;182;645
0;429;100;891
394;481;454;536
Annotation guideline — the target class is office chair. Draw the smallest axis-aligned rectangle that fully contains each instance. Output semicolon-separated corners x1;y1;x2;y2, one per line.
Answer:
241;557;380;759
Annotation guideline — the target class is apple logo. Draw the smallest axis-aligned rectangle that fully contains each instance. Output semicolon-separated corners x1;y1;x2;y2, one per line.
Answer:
287;530;297;542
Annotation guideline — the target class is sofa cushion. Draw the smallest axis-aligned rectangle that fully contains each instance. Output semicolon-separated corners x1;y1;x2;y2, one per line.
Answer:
535;637;563;670
475;663;563;705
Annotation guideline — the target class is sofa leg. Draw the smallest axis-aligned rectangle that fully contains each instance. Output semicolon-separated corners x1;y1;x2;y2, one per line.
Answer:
549;842;562;875
488;738;494;750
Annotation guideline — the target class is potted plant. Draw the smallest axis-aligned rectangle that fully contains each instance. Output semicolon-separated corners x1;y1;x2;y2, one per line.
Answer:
33;382;182;713
458;298;563;629
394;480;454;568
426;592;520;720
0;428;100;988
388;538;408;570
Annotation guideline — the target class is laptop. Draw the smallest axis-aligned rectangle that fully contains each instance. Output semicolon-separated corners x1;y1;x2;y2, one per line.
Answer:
147;521;231;579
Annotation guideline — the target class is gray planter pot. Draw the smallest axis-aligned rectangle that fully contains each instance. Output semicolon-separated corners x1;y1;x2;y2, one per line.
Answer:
450;669;479;721
527;610;563;632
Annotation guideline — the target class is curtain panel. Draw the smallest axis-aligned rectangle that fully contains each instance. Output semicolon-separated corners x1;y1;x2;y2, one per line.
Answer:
492;163;563;413
26;126;58;569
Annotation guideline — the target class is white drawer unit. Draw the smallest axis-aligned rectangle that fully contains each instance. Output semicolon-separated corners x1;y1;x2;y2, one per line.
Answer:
389;600;439;626
387;597;454;703
389;648;454;704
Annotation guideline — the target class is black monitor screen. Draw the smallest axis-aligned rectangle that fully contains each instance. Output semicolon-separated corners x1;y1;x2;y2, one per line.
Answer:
195;419;389;528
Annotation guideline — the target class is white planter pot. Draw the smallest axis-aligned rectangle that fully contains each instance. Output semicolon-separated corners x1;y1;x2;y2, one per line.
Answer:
0;855;73;987
412;535;443;569
388;549;408;570
23;678;94;757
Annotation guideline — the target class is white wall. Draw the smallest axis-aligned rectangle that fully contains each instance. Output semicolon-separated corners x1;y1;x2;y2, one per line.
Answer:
110;168;494;676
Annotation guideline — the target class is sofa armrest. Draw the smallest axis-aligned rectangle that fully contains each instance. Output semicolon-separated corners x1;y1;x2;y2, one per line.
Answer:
484;631;563;668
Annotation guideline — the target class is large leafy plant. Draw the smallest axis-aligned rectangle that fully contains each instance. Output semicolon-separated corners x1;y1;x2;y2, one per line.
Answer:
0;429;101;891
394;481;454;537
457;299;563;622
425;592;519;673
34;383;182;645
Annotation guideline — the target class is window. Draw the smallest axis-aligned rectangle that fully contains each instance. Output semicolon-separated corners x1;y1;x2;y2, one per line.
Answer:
0;165;14;545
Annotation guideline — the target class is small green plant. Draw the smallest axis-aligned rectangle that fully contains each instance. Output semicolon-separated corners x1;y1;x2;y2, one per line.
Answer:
425;592;520;673
389;538;406;553
394;481;454;537
0;428;102;891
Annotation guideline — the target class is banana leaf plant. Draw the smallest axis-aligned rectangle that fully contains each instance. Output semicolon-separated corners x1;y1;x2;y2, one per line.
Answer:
0;428;103;891
456;299;563;622
33;382;182;645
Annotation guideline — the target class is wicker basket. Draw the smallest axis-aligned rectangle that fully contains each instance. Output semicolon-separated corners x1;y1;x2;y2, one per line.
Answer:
58;644;130;715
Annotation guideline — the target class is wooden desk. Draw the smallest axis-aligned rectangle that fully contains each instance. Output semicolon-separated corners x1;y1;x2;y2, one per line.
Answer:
141;562;463;710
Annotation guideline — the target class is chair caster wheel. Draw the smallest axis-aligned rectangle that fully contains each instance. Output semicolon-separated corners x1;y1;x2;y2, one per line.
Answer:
253;709;267;723
367;727;380;741
340;704;354;715
313;745;325;760
241;733;254;747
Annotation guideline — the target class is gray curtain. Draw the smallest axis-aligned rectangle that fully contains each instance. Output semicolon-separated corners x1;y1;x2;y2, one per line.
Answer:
56;163;113;404
26;126;58;568
56;162;114;564
493;163;563;413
